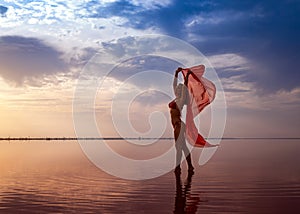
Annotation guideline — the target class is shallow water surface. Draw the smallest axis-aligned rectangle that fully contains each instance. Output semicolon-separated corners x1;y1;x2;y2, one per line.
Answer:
0;140;299;213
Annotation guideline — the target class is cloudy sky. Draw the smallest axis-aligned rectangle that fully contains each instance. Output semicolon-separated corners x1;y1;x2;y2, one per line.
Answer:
0;0;299;138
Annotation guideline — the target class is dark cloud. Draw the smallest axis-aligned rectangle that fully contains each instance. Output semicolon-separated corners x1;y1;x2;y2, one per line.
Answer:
0;5;8;16
88;0;300;93
69;47;98;67
223;88;250;93
108;55;181;88
0;36;67;85
87;0;189;37
187;0;300;93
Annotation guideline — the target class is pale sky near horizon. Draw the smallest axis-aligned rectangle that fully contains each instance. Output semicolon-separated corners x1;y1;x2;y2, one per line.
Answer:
0;0;299;138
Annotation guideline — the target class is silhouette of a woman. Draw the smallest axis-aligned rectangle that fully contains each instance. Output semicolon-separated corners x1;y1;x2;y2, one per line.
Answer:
169;67;194;174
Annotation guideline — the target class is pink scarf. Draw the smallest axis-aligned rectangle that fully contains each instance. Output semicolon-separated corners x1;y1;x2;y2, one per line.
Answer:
181;65;216;146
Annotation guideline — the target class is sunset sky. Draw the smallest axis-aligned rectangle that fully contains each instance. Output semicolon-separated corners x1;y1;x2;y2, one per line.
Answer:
0;0;299;138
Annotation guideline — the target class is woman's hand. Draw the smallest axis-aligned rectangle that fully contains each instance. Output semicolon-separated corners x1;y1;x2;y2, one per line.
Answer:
184;70;192;85
175;67;182;77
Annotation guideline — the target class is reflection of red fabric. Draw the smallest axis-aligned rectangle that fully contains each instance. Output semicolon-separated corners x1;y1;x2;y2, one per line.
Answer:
182;65;216;146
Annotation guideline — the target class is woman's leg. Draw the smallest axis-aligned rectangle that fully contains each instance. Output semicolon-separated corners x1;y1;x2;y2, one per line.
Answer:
174;122;184;171
180;123;194;170
182;143;193;168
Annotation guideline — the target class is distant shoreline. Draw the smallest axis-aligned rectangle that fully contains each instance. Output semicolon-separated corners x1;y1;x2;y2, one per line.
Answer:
0;137;299;141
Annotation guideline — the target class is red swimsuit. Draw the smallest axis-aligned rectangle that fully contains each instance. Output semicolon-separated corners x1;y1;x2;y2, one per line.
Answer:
169;100;181;128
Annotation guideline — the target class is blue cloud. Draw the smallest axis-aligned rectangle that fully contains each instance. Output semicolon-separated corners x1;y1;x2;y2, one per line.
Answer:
88;0;300;93
187;0;300;93
108;55;181;87
0;5;8;16
2;1;299;92
0;36;67;85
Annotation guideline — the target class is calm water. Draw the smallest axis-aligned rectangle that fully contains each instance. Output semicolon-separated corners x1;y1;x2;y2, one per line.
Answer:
0;140;300;213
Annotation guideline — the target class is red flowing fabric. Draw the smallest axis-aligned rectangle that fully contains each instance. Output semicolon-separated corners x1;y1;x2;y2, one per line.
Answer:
181;65;216;146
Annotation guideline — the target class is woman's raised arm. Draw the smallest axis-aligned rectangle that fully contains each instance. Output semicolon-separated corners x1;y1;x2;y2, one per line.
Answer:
176;70;192;109
173;67;182;94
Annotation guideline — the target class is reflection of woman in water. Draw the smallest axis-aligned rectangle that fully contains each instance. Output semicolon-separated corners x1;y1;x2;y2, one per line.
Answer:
169;67;194;174
174;171;200;214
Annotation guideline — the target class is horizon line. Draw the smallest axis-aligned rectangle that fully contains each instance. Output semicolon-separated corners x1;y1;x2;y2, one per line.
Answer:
0;137;300;141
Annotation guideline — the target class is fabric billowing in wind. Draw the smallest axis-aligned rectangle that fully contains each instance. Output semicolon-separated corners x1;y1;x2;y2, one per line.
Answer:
181;65;216;146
